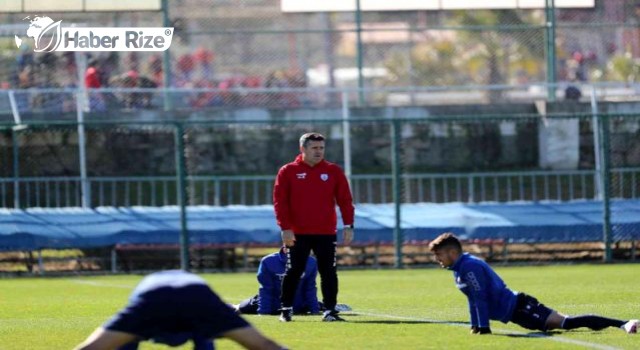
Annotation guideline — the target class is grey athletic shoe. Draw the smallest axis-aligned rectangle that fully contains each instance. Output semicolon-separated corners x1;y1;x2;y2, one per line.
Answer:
322;310;346;322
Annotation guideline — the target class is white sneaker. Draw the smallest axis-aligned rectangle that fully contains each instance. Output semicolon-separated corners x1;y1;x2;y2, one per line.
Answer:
622;319;638;334
230;304;240;313
279;307;293;322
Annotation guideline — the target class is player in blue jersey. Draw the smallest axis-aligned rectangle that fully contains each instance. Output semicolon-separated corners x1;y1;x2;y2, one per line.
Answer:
74;270;287;350
235;247;320;315
428;233;638;335
234;247;351;315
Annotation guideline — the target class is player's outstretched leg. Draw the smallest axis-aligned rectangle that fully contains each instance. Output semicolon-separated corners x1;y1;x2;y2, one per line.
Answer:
561;315;626;331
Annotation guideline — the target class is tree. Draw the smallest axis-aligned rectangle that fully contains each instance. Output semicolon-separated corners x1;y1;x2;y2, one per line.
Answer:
383;9;545;93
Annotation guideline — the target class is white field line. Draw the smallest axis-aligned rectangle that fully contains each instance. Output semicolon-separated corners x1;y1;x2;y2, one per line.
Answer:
73;280;134;289
354;311;622;350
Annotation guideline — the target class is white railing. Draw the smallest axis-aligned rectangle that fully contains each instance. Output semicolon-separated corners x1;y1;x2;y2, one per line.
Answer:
1;168;638;208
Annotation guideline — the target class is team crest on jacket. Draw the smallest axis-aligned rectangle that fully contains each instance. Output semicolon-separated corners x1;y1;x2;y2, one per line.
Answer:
320;173;329;181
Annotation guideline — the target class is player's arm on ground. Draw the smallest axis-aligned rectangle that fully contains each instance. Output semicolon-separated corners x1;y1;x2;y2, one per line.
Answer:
73;327;140;350
221;326;286;350
257;259;279;314
461;265;492;333
467;299;479;331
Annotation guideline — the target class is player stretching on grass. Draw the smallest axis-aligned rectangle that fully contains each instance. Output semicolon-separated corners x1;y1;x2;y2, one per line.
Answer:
429;233;638;335
233;246;351;316
74;270;286;350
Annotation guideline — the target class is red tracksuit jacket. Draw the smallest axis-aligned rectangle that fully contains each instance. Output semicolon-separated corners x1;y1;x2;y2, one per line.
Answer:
273;154;354;235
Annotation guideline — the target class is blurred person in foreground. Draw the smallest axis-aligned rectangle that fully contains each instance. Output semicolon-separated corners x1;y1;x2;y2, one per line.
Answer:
273;132;355;322
74;270;286;350
429;232;638;335
233;246;351;316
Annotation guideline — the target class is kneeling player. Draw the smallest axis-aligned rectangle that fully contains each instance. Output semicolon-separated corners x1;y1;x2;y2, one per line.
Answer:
233;247;351;316
429;233;638;335
74;270;286;350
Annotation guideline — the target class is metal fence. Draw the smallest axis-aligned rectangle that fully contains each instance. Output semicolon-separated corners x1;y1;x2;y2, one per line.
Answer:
2;167;640;208
1;109;639;206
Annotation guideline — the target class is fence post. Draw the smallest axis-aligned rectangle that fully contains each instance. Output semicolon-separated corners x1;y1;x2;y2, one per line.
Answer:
391;118;403;268
162;0;173;111
243;244;249;270
76;91;90;208
12;126;20;208
342;91;352;183
175;123;190;271
598;115;612;262
111;247;118;273
214;178;221;206
544;0;557;101
590;85;602;200
467;175;475;203
38;249;44;275
9;91;22;208
354;0;365;105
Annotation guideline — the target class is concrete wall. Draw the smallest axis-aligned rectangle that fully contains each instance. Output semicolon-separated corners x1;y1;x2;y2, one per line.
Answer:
2;101;639;177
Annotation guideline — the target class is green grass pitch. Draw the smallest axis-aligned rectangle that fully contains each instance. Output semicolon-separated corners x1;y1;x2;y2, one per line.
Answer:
0;264;638;349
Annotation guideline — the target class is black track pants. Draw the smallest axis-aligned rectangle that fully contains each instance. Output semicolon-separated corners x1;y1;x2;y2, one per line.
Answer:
281;234;338;311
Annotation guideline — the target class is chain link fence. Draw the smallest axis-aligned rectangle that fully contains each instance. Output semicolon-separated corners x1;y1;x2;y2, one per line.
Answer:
2;106;639;207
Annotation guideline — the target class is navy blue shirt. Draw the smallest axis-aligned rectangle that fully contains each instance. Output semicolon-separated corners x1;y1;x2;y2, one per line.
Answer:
257;249;319;314
104;270;249;349
449;253;518;328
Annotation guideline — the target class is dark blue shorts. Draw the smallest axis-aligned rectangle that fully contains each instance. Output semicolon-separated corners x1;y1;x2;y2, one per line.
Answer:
510;293;554;332
104;284;249;344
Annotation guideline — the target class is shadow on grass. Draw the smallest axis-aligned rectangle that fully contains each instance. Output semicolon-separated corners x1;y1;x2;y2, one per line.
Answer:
496;330;568;338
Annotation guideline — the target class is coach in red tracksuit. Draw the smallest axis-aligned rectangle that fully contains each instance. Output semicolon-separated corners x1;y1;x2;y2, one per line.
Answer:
273;132;354;323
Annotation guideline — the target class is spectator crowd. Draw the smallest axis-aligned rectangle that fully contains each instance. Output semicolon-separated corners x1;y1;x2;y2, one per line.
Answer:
4;47;310;113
